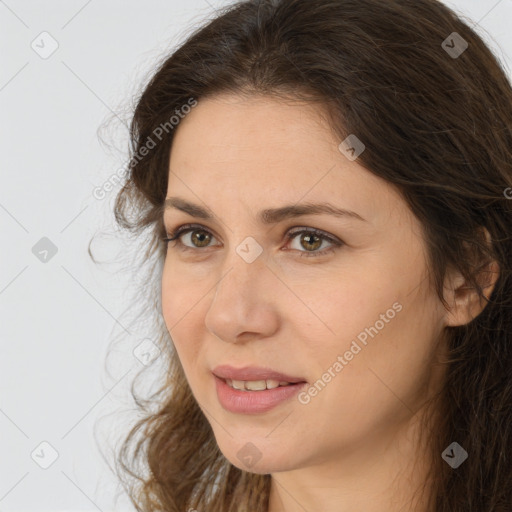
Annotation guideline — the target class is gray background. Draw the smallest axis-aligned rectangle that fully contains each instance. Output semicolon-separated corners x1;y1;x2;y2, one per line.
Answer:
1;1;511;510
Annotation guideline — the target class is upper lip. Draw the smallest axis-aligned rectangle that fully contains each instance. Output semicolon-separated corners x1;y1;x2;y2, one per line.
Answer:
212;365;306;383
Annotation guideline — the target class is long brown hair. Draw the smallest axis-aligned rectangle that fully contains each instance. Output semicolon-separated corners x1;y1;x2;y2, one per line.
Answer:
110;1;512;510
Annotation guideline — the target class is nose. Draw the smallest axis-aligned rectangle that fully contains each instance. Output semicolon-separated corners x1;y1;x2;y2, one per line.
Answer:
204;246;280;344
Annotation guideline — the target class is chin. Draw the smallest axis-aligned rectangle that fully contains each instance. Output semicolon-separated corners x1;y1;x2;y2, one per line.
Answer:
229;457;295;475
218;441;301;474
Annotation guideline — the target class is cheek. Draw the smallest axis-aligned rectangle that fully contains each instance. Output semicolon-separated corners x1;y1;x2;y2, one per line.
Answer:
296;299;443;451
289;266;397;352
334;292;441;405
161;255;211;324
296;260;442;396
161;260;206;361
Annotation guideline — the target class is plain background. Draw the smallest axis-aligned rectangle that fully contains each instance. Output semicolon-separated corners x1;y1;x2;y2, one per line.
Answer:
1;1;511;510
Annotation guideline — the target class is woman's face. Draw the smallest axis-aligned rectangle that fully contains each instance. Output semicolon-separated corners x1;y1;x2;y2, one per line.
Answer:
162;93;448;474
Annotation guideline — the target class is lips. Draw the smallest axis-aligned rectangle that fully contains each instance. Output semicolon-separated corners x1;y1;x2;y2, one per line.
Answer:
213;374;308;413
212;364;307;384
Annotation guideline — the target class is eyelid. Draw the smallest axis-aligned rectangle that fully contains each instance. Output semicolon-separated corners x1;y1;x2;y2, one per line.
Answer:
163;222;343;256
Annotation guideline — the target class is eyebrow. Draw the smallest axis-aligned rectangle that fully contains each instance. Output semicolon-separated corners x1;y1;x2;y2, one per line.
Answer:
163;197;367;224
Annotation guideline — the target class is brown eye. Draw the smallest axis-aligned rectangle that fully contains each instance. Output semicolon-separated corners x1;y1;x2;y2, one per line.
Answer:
286;228;340;257
162;224;219;250
298;233;322;251
188;229;212;247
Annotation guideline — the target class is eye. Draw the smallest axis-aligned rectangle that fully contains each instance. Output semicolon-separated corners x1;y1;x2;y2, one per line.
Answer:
163;223;219;250
285;227;342;258
162;224;343;258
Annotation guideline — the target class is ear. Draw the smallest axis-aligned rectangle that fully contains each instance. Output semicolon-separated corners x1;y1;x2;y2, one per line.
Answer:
442;229;500;327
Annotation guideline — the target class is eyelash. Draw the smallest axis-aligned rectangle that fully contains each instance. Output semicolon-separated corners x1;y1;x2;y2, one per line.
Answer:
161;223;343;258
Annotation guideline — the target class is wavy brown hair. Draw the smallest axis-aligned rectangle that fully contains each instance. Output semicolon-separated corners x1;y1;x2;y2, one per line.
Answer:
109;0;512;510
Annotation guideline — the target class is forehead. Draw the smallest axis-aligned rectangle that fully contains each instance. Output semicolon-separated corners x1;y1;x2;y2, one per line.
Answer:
166;93;405;227
170;93;333;159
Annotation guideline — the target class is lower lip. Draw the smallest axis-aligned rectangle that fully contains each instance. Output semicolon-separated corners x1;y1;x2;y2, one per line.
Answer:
213;375;307;414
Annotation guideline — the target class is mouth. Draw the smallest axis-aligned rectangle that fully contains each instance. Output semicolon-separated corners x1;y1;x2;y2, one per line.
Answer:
211;365;308;414
212;364;306;384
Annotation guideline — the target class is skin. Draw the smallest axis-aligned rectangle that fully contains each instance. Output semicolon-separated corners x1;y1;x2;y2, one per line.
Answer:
161;92;498;512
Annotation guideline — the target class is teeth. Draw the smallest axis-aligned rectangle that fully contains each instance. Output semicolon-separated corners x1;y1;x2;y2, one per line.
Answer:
230;379;247;390
245;380;267;391
265;379;280;389
225;378;292;391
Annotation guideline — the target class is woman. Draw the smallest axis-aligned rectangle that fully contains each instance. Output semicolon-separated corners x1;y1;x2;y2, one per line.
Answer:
112;0;512;510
